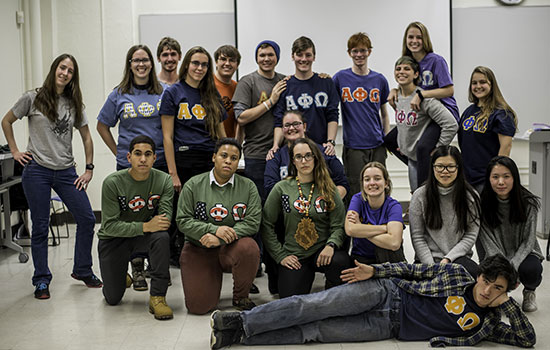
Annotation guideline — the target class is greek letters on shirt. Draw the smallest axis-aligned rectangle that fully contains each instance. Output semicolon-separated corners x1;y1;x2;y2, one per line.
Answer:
289;195;327;214
122;100;161;119
194;201;248;222
257;91;269;105
421;70;434;87
395;109;418;126
286;92;329;110
444;296;481;332
340;87;380;104
462;115;488;133
118;194;161;212
176;103;206;120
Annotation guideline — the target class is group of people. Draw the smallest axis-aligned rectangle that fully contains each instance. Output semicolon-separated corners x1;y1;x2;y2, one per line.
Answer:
1;20;543;349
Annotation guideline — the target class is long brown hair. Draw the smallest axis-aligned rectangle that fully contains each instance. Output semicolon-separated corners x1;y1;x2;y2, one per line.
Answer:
34;54;84;125
117;45;163;95
468;66;517;129
288;138;336;211
178;46;224;140
401;21;434;57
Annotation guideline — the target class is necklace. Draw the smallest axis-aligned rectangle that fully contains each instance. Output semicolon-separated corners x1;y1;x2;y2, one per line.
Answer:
294;177;318;250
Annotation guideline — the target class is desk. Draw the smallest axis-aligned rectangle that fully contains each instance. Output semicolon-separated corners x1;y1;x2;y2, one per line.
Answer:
0;153;28;263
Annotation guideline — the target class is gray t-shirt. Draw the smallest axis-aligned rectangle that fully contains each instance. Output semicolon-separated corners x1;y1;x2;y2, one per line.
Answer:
395;90;457;161
11;90;88;170
232;70;285;160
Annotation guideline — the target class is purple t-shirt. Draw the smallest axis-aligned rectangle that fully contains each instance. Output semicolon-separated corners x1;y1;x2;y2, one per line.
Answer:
159;80;227;152
347;193;403;259
333;68;389;149
97;86;166;168
458;104;516;186
273;73;340;145
418;53;459;121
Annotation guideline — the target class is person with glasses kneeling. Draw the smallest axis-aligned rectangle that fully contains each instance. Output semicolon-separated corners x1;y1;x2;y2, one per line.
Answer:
409;145;480;278
262;137;349;298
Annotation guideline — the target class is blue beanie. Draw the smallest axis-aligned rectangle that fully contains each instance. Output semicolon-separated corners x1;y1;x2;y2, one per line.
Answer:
255;40;280;63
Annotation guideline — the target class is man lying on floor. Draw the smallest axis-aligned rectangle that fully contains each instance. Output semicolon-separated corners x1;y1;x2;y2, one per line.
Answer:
210;254;535;348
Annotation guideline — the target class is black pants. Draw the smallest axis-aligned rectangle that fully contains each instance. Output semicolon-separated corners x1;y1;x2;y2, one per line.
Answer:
277;248;351;299
384;122;441;188
169;150;213;264
98;231;170;305
518;254;544;290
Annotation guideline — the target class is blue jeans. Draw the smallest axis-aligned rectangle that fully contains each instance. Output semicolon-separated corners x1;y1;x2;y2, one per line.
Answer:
241;279;401;345
243;158;267;203
22;160;96;285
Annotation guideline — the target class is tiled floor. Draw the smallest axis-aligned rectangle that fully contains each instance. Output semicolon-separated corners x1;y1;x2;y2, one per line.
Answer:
0;224;549;350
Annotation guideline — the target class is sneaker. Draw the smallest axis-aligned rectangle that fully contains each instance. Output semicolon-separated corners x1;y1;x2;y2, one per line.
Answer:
232;297;256;311
131;258;148;291
34;283;50;299
210;310;243;331
522;289;537;312
71;273;103;288
149;296;173;320
210;329;243;350
125;273;133;288
249;283;259;294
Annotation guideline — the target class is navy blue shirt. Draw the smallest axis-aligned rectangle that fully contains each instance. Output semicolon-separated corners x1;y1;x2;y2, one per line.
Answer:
264;143;349;195
458;104;515;186
273;74;339;145
399;285;489;340
159;80;227;152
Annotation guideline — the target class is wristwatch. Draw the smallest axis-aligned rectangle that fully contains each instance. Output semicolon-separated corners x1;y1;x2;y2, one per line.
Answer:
326;139;336;146
326;242;336;249
85;163;95;171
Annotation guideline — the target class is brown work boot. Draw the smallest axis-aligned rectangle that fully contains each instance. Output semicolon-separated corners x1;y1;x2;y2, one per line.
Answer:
232;297;256;311
149;296;174;320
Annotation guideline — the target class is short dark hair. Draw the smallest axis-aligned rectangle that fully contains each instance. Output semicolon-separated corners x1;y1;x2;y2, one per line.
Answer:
214;138;242;158
292;36;315;55
395;56;420;86
129;135;156;153
156;37;182;58
214;45;241;65
478;254;518;292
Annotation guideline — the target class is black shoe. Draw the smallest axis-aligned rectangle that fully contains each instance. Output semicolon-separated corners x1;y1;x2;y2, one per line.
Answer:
71;273;103;288
249;283;259;294
34;283;50;299
210;310;243;331
232;297;256;311
210;328;243;349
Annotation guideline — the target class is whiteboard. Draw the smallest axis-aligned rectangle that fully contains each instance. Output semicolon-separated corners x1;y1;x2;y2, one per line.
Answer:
139;13;235;74
235;0;451;86
452;6;550;135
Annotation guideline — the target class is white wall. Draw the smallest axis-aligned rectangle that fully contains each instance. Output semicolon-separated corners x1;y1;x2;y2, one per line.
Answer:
1;0;546;208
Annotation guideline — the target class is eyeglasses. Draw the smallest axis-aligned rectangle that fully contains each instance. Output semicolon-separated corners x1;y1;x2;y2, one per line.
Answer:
433;164;458;173
350;48;368;55
293;152;314;162
283;121;303;129
190;60;209;68
130;58;151;64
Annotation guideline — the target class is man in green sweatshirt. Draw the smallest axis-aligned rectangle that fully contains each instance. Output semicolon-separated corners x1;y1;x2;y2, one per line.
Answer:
97;135;174;320
177;138;261;315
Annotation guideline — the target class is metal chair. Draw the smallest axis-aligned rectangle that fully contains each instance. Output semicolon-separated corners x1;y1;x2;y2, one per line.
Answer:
49;195;69;246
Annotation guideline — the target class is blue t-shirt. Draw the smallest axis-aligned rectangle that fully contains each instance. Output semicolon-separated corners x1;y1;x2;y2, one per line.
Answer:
159;80;227;152
398;285;489;340
273;74;339;145
458;104;516;186
347;193;403;259
333;68;389;149
263;143;349;195
97;86;166;168
418;53;459;121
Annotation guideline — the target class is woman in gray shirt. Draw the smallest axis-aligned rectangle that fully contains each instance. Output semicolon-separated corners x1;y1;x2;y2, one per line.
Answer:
478;156;543;312
409;145;480;278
